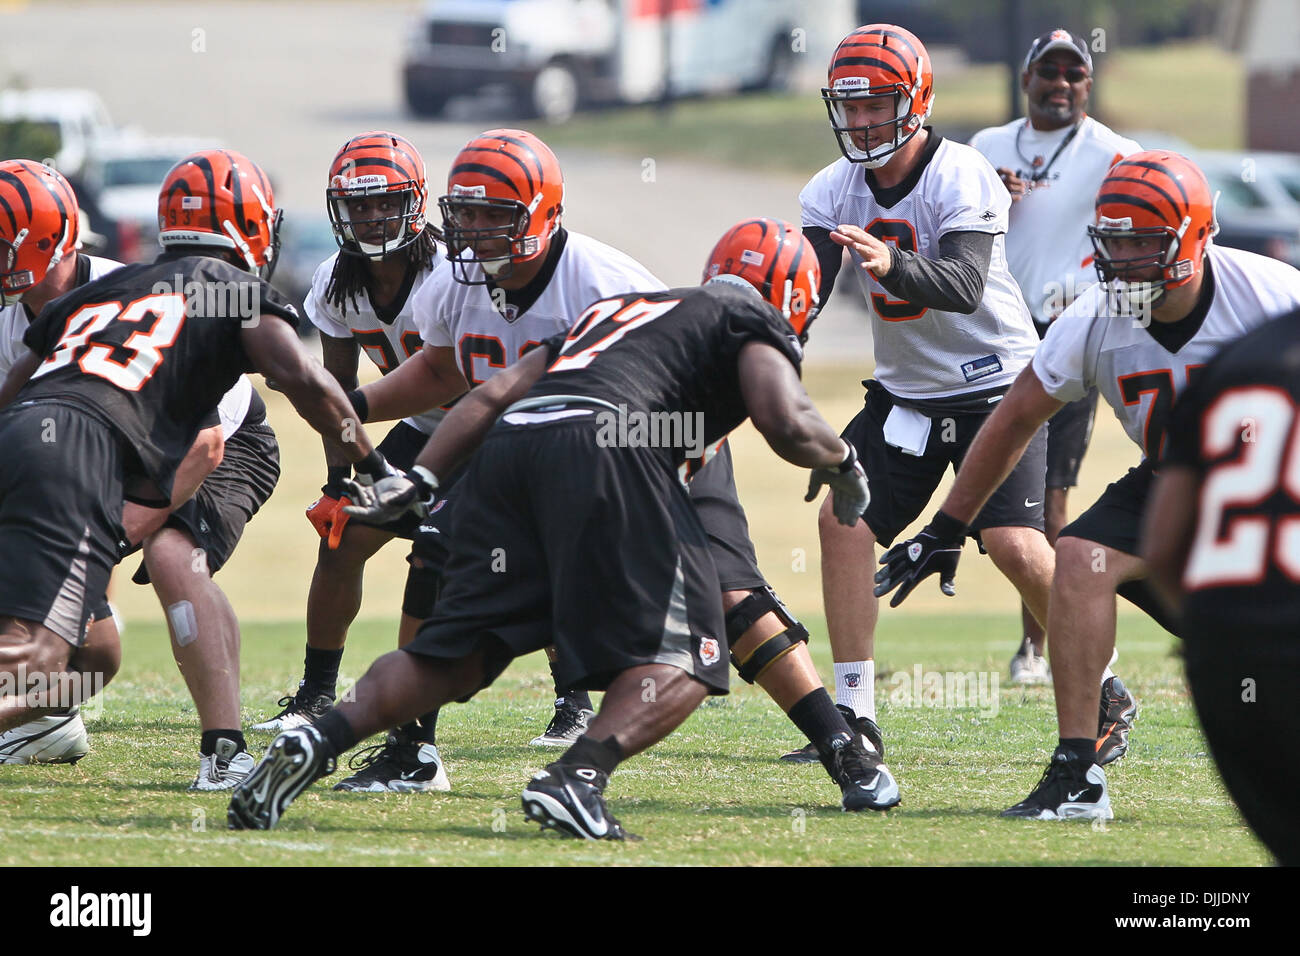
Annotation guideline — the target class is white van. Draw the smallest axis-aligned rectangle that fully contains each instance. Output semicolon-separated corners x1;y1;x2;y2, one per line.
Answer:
0;88;115;178
402;0;852;122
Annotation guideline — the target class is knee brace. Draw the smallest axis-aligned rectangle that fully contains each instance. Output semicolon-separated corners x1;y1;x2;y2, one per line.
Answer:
725;586;809;684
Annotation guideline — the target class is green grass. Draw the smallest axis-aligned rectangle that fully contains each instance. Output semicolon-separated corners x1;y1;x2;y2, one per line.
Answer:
0;612;1270;866
536;41;1242;173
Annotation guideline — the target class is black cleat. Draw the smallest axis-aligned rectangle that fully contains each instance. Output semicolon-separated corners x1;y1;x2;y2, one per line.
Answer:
1001;746;1112;820
333;730;450;792
250;683;335;732
780;704;885;763
521;764;638;841
227;726;336;830
821;735;900;811
529;697;594;747
1096;676;1138;765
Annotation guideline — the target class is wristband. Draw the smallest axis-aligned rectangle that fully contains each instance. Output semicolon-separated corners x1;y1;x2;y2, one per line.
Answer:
929;509;969;541
835;439;858;473
326;465;351;486
346;388;370;423
355;450;387;479
410;465;440;495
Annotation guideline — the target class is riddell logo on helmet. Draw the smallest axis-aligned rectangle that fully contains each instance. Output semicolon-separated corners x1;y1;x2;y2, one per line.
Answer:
833;77;873;92
1097;215;1134;230
331;173;387;192
450;183;487;198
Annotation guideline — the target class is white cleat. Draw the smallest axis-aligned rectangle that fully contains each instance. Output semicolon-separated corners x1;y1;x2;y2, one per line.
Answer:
190;738;256;791
1009;647;1051;685
0;708;90;765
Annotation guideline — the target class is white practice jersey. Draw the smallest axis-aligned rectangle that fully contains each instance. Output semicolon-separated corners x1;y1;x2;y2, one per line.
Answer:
801;136;1039;399
413;230;665;387
969;117;1141;325
306;251;445;434
0;255;121;377
1033;246;1300;458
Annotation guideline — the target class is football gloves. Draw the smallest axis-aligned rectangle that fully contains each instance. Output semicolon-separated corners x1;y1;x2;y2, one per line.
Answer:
873;510;968;608
805;439;870;526
306;477;352;551
342;465;439;525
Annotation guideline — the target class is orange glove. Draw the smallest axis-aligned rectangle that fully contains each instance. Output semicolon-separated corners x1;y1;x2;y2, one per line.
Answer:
306;489;352;550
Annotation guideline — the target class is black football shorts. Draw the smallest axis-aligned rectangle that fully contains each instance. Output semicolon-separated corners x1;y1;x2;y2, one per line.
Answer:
404;413;729;697
686;440;767;592
0;403;125;647
846;381;1047;548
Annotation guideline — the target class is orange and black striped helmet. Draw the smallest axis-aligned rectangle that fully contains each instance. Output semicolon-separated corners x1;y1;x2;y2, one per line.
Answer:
0;160;79;306
158;149;282;279
702;218;821;341
823;24;934;167
327;131;428;260
438;129;564;285
1087;150;1218;306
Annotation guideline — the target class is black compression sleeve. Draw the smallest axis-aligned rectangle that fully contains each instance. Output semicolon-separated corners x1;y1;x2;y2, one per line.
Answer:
876;230;993;314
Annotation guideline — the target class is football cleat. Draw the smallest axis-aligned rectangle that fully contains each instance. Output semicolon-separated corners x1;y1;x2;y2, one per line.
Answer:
0;708;89;765
822;735;900;812
529;698;594;747
250;683;334;732
1009;644;1051;685
190;737;255;791
333;731;450;793
227;726;336;831
521;764;637;841
780;704;885;763
1096;675;1138;765
1001;747;1113;820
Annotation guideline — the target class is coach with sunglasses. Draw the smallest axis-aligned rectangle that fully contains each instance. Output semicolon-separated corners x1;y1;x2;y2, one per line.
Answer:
969;29;1141;686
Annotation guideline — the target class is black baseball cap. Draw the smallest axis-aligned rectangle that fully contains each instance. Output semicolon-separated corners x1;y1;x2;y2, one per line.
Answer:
1022;28;1093;73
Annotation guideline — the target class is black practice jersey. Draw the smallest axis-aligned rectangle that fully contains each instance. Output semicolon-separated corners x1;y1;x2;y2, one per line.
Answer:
19;253;298;494
1162;307;1300;622
533;283;803;471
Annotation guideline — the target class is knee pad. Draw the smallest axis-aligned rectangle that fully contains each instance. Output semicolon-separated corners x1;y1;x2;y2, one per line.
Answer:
725;586;809;684
402;560;442;620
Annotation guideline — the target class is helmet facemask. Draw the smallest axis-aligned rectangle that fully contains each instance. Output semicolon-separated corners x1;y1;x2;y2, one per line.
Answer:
822;81;929;168
1089;216;1194;312
328;176;425;261
0;231;34;306
438;189;540;285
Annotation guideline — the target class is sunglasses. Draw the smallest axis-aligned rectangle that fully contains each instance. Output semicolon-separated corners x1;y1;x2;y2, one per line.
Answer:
1034;62;1089;82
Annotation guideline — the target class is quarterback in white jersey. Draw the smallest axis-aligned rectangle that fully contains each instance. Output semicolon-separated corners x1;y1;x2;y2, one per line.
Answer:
875;150;1300;821
969;27;1141;684
781;25;1058;776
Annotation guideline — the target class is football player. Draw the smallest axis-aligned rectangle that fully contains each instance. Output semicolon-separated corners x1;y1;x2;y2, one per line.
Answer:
970;29;1141;685
0;150;396;785
228;218;886;836
251;132;454;792
1143;306;1300;865
330;132;895;805
0;159;285;789
782;25;1056;778
874;151;1300;819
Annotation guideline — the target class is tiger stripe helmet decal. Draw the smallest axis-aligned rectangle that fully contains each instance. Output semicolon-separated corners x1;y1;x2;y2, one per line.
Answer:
327;131;429;260
822;24;935;167
703;217;821;341
158;148;282;280
438;128;564;285
0;160;79;305
1087;150;1218;309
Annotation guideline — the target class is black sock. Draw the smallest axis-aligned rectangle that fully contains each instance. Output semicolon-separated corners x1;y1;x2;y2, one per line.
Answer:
315;709;358;758
200;729;245;756
412;709;439;744
1058;737;1096;763
549;661;592;711
303;646;343;698
787;689;852;758
556;734;623;776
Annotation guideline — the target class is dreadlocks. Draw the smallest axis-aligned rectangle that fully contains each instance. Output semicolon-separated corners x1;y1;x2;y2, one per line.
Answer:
324;225;443;315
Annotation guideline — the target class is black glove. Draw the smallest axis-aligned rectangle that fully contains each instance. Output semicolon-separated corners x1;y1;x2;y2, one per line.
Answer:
342;465;439;524
872;510;967;608
805;439;870;526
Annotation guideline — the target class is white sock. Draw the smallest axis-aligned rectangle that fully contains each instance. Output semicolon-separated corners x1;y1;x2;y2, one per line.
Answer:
1101;647;1118;683
835;660;874;722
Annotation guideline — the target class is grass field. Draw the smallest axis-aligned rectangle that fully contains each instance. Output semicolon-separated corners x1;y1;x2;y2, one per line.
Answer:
0;610;1270;866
